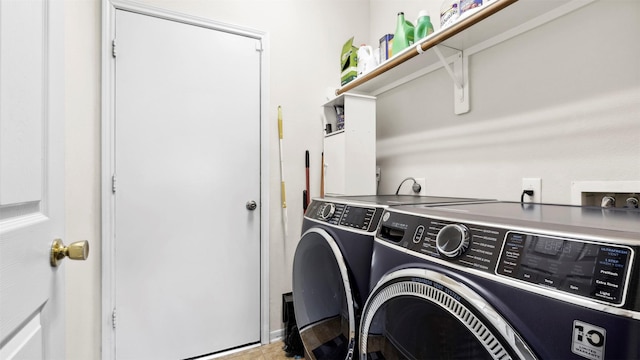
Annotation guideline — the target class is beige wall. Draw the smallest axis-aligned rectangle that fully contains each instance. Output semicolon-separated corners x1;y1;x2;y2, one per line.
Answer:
64;0;369;359
65;1;102;359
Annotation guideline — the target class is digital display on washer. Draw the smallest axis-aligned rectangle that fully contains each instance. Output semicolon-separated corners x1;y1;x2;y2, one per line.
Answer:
339;206;376;230
497;232;632;305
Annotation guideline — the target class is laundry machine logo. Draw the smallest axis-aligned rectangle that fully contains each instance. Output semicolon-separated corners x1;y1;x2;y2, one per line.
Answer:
572;320;606;360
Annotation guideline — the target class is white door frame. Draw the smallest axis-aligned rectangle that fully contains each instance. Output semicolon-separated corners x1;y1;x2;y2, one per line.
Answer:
100;1;270;358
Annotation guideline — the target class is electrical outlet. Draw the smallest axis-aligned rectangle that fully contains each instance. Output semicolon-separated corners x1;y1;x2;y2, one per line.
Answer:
414;178;427;195
522;178;541;203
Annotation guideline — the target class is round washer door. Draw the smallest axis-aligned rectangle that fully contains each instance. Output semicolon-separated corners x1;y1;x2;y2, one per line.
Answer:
359;268;537;360
292;228;356;360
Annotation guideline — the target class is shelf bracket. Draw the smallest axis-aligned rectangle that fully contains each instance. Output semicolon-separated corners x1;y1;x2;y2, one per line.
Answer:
434;45;469;114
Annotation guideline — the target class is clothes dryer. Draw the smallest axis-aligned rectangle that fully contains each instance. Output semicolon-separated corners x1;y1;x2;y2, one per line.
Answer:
292;195;488;360
362;202;640;360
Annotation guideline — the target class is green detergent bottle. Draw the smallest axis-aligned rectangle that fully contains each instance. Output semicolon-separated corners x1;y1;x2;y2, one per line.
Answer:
391;12;414;57
415;10;435;40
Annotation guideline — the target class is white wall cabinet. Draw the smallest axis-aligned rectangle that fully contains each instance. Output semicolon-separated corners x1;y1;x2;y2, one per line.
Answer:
322;93;376;196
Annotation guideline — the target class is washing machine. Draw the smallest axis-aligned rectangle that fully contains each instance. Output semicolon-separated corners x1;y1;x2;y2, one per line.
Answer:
292;195;490;360
361;202;640;360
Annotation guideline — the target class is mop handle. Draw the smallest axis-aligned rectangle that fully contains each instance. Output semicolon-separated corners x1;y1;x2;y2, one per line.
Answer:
278;106;286;209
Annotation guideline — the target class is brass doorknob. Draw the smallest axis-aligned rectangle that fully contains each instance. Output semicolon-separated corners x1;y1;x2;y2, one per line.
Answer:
50;239;89;267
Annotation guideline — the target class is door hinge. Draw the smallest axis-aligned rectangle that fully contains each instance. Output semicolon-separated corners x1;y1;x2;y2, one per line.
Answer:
255;40;263;52
112;309;117;329
112;174;117;193
112;39;117;58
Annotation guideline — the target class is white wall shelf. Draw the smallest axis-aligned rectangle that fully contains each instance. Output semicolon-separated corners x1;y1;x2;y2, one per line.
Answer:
338;0;592;111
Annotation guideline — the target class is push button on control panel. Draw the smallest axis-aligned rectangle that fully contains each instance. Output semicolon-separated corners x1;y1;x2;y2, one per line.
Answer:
413;225;425;244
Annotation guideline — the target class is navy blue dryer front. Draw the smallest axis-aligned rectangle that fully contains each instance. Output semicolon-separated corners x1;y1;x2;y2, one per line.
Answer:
361;202;640;360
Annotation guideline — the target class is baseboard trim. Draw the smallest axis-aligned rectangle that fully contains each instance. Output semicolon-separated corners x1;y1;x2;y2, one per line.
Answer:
269;328;283;343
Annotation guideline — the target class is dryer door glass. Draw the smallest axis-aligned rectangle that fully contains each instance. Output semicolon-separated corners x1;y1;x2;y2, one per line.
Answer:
363;295;494;359
292;229;356;360
360;269;536;360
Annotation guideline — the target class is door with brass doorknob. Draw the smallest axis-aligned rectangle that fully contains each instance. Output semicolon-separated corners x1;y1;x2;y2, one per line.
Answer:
0;0;68;358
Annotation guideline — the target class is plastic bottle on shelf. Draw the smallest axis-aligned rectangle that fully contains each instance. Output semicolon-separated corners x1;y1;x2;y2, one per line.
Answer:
391;12;415;57
440;0;460;28
405;18;415;46
414;10;435;40
356;44;377;77
460;0;483;17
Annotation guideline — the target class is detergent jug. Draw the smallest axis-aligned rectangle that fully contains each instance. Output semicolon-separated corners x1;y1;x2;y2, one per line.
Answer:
415;10;435;40
357;45;378;77
391;12;415;57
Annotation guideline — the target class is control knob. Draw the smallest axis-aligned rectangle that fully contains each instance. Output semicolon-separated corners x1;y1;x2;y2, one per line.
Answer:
436;224;470;258
318;203;336;221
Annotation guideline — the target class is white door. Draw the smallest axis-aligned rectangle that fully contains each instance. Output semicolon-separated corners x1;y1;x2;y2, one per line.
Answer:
113;10;262;359
0;0;67;359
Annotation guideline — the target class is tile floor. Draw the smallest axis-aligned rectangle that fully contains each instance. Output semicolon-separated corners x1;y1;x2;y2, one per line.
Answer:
214;341;305;360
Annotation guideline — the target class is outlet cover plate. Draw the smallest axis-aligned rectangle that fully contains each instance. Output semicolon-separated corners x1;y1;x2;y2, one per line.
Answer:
522;178;541;203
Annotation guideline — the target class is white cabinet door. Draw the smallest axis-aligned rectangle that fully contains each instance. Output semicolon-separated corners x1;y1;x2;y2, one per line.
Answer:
322;94;376;196
0;0;65;358
324;134;346;195
113;10;261;359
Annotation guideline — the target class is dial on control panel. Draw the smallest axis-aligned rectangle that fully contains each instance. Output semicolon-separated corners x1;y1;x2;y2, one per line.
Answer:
318;203;336;221
436;224;470;258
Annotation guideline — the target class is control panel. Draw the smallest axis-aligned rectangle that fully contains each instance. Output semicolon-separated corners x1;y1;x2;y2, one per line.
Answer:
378;210;635;307
379;214;504;272
305;200;382;232
496;232;631;305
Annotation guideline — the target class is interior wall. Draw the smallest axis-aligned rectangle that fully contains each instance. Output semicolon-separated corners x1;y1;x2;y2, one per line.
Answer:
64;0;638;359
373;0;640;202
64;1;369;359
